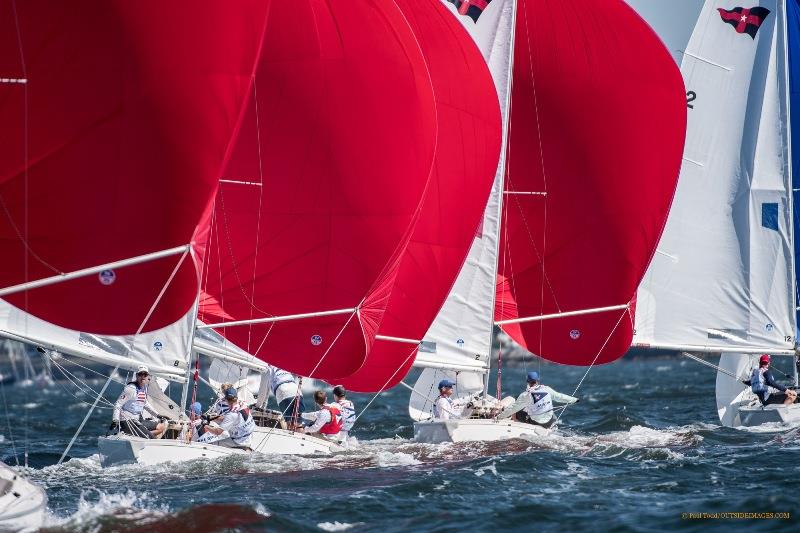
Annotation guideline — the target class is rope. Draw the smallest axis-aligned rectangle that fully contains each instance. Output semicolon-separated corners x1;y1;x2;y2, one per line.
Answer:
555;306;629;425
57;365;119;465
352;344;418;426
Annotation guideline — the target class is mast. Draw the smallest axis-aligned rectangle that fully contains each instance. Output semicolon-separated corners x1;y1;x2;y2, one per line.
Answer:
483;0;518;398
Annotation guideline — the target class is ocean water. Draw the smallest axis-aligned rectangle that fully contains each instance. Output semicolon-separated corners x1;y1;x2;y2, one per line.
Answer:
1;356;799;532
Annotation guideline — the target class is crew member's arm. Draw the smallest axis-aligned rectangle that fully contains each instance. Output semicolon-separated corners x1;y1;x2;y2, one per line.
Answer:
497;392;531;419
763;370;787;392
112;385;134;422
547;386;579;404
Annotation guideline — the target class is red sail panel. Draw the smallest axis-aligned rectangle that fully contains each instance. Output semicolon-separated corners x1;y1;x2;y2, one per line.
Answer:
495;274;527;351
0;1;267;334
334;0;502;392
199;0;439;378
500;0;685;365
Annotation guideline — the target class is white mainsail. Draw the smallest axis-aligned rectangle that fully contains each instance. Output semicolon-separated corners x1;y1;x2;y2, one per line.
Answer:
413;0;516;379
631;0;796;355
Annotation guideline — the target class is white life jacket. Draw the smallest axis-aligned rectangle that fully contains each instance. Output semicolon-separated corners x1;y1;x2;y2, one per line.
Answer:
270;367;296;395
524;385;553;418
228;408;256;444
338;399;356;432
121;382;148;417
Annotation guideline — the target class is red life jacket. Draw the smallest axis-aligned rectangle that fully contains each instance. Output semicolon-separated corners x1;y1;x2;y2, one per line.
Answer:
319;404;343;435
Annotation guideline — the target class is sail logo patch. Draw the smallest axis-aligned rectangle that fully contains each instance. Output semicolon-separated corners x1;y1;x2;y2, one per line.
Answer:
446;0;492;23
569;329;580;340
717;7;770;39
153;341;163;351
311;334;322;346
98;269;116;285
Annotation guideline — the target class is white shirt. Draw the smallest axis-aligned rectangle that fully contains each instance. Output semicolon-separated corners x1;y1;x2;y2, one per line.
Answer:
112;383;158;422
499;384;578;423
433;395;467;420
337;398;356;432
264;366;300;404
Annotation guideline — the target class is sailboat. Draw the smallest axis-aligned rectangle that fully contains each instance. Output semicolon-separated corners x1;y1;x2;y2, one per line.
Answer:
336;0;687;444
626;0;800;428
0;1;327;470
90;0;503;465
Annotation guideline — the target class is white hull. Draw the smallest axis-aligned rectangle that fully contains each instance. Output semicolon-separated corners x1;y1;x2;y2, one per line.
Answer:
99;426;344;467
737;403;800;427
414;418;550;444
0;462;47;532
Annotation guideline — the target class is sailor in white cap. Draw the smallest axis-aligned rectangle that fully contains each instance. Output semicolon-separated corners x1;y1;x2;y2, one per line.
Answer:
110;365;166;438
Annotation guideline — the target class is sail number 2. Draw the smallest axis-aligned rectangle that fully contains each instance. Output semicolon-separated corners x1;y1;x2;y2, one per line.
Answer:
686;91;696;109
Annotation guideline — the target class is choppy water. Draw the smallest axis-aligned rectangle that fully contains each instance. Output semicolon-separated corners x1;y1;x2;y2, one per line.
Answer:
1;356;799;532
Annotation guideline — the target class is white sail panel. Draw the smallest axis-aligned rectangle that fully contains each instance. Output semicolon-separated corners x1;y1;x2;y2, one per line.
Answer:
0;299;192;379
417;0;515;371
633;1;796;353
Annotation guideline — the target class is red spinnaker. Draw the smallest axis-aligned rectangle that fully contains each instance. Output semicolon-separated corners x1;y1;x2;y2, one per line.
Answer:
498;0;686;364
0;1;268;334
334;0;502;392
199;0;440;378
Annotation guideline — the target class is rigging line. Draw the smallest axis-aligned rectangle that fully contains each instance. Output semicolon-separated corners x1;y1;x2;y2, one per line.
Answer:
555;306;629;425
133;246;190;338
48;357;117;408
57;364;119;466
352;344;419;426
520;0;558;354
248;77;266;351
36;353;111;411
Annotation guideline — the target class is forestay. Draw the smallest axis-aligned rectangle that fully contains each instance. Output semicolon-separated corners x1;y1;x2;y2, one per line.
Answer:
632;0;797;355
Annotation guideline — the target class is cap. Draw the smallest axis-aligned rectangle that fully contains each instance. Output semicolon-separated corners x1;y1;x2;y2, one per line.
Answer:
224;387;238;399
333;385;346;398
759;354;771;365
438;379;456;389
190;402;202;416
527;371;540;382
136;365;150;375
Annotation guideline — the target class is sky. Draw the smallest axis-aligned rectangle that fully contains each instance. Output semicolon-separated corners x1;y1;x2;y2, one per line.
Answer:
624;0;705;64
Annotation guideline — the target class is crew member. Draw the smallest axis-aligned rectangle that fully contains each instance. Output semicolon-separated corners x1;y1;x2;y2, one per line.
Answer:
259;365;305;428
432;379;471;420
202;387;256;449
750;354;798;406
497;371;579;429
110;365;166;438
301;390;343;440
333;385;356;443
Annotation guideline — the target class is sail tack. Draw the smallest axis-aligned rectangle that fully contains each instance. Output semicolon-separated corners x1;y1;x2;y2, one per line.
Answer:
0;0;267;334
